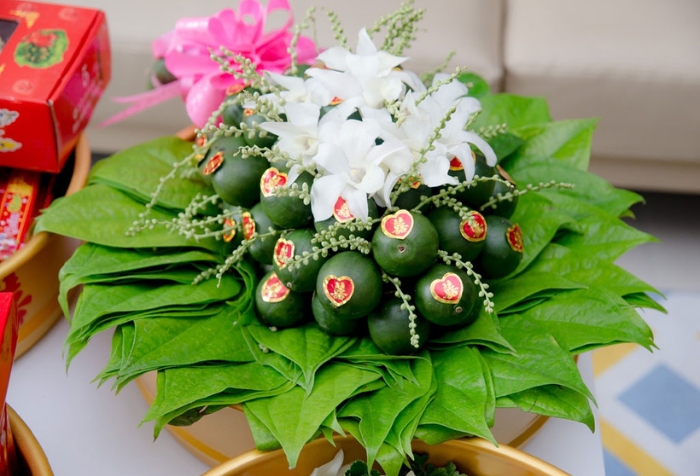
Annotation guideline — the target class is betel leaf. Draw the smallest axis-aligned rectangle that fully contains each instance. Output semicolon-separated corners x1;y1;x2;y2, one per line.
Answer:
505;192;578;275
419;346;494;443
247;322;357;392
527;243;661;298
338;356;433;467
34;184;222;251
243;404;282;451
470;94;551;131
623;293;667;313
428;308;513;354
508;119;598;171
487;133;525;162
481;320;592;400
143;361;290;432
458;72;490;99
496;383;595;431
506;156;643;217
243;363;381;468
114;304;256;385
513;287;655;352
488;271;585;314
88;136;209;211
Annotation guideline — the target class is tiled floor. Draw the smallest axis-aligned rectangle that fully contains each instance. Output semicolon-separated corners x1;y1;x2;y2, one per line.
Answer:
594;191;700;476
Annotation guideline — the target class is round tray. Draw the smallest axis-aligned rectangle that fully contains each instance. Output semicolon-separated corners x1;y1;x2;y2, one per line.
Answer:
202;434;568;476
1;134;91;358
7;405;53;475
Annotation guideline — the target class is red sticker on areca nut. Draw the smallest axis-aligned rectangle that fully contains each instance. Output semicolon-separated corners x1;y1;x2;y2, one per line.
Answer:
241;212;255;240
460;211;487;242
507;224;524;253
332;197;355;223
323;275;354;307
261;273;290;303
202;151;224;175
274;238;295;268
430;273;464;304
243;108;255;116
260;168;288;197
449;157;463;171
380;210;413;240
329;96;343;105
223;218;237;242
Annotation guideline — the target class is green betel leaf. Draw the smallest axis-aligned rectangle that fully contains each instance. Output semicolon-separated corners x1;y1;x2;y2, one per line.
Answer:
514;287;655;352
528;243;661;299
487;133;526;162
506;156;644;217
489;271;586;314
428;308;514;354
247;322;357;392
506;193;578;274
143;362;289;429
481;320;593;400
243;363;382;468
113;305;256;385
34;184;221;251
497;384;595;431
509;119;598;171
471;94;551;131
338;356;434;467
458;72;490;99
623;293;667;313
420;347;495;443
89;136;209;210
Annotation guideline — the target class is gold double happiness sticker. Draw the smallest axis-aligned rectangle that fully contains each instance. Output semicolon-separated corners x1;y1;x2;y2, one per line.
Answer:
222;218;237;242
241;212;255;240
323;275;354;307
460;211;487;242
260;167;288;198
202;151;224;175
261;273;290;303
380;210;414;240
429;272;464;304
507;224;524;253
332;197;354;223
274;238;295;269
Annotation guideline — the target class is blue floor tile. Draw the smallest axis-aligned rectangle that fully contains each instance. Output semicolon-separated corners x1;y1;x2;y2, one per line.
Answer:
619;364;700;443
603;450;637;476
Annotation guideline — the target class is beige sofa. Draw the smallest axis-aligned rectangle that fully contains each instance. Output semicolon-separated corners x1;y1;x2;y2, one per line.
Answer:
69;0;700;194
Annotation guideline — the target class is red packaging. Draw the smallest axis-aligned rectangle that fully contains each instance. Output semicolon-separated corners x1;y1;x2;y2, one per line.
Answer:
0;169;41;260
0;1;111;173
0;293;18;475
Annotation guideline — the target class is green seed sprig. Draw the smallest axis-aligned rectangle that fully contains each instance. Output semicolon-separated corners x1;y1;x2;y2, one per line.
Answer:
268;180;312;205
477;123;508;139
479;180;575;212
311;217;379;245
325;9;347;48
411;175;509;212
420;51;456;85
414;67;463;106
437;250;494;314
288;7;317;76
286;235;372;270
382;273;421;348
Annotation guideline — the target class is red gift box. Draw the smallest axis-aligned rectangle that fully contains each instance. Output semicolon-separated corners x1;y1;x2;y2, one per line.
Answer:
0;293;18;475
0;1;111;173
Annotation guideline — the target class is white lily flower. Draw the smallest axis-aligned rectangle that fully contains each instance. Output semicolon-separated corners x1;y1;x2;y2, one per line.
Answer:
264;72;333;106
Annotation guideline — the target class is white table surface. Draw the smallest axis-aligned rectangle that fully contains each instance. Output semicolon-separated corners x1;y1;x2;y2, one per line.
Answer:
7;319;605;476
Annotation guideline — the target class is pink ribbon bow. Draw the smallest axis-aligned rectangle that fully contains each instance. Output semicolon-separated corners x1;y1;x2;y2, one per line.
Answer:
102;0;318;128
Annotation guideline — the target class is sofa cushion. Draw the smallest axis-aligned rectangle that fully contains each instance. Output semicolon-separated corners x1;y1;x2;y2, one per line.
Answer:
503;0;700;190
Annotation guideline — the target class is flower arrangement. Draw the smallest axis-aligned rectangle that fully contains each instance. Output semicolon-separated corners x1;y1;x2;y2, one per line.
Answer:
36;2;661;475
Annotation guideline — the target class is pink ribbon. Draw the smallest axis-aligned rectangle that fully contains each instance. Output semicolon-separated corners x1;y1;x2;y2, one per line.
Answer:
101;0;318;128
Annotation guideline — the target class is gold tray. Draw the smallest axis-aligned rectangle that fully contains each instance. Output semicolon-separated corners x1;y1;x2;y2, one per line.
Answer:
202;434;568;476
1;134;91;358
7;405;53;475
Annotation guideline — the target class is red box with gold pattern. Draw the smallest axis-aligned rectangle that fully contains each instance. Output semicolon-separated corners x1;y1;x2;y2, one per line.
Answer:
0;293;18;474
0;1;111;172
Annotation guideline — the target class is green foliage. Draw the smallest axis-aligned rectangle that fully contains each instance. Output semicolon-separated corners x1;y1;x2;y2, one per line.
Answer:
34;71;663;476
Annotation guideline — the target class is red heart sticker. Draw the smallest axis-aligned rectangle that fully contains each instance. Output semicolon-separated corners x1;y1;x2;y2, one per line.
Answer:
274;238;295;268
241;211;255;240
332;197;355;223
223;218;237;243
323;275;355;308
380;210;414;240
202;151;224;175
261;273;290;303
449;157;463;171
507;224;524;253
460;211;487;242
260;167;288;197
430;272;464;304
